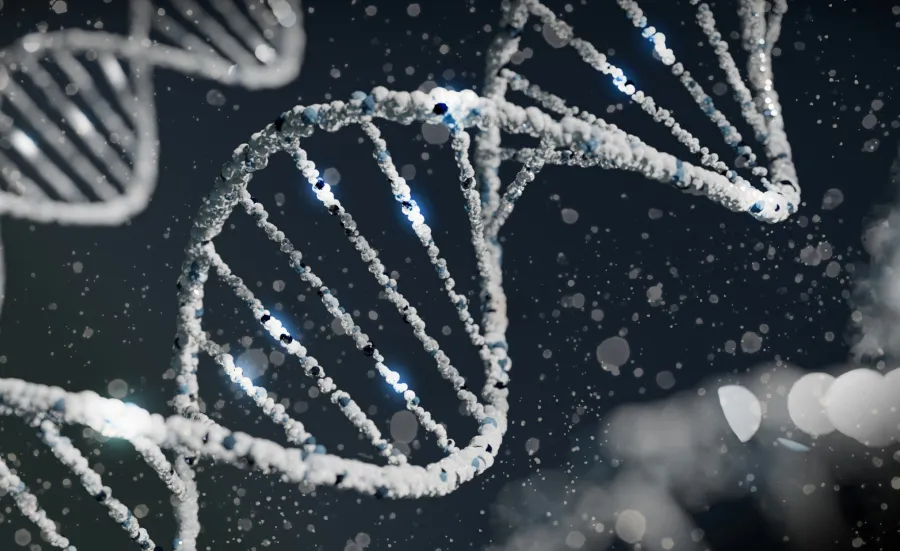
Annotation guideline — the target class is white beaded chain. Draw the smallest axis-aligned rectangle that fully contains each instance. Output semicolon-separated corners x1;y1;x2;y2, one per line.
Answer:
0;0;303;224
0;0;809;548
0;415;75;551
478;0;800;240
0;0;304;317
0;79;796;548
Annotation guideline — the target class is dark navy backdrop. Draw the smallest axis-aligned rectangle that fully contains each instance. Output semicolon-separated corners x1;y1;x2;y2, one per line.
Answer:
0;1;898;550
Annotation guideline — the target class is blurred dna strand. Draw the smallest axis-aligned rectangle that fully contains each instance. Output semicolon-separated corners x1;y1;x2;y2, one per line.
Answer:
0;0;305;316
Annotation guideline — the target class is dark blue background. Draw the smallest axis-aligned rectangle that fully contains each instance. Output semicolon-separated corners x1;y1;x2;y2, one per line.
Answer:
0;1;898;549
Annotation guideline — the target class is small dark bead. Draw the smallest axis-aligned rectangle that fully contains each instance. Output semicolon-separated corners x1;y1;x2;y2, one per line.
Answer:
432;103;448;115
260;314;271;323
363;343;375;357
280;334;293;344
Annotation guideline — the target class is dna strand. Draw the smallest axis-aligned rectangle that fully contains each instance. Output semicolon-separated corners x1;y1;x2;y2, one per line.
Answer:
0;0;813;548
0;0;305;316
0;81;798;550
476;0;800;241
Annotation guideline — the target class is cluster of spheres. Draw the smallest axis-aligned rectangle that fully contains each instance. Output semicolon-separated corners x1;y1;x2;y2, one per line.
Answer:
719;368;900;447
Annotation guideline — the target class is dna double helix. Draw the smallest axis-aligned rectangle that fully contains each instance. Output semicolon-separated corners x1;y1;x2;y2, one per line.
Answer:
0;0;305;316
477;0;798;232
0;1;832;550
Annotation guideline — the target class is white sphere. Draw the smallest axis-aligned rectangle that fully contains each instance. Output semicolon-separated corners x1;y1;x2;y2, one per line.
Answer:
787;372;836;437
824;368;895;447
